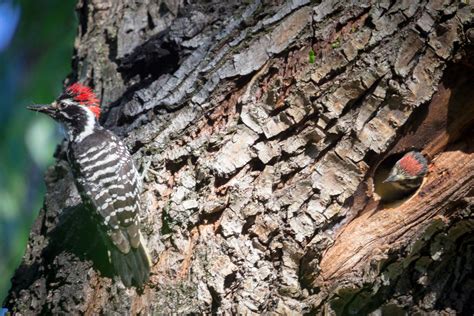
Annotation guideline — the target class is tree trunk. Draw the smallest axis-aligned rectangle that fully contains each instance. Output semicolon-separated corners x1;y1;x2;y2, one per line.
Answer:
5;0;474;314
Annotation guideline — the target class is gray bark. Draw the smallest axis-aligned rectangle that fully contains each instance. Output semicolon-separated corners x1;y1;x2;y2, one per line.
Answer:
5;0;474;314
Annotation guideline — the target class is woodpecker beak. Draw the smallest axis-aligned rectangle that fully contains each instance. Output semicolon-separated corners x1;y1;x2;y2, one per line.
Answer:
383;174;398;183
27;104;56;116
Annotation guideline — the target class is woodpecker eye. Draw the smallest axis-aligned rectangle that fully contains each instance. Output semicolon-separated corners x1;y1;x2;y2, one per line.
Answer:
58;102;67;110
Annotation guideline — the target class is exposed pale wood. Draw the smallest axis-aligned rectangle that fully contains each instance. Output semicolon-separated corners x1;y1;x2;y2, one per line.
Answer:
320;146;473;281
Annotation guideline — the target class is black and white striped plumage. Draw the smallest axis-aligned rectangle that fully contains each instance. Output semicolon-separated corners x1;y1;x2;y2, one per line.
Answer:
28;83;151;287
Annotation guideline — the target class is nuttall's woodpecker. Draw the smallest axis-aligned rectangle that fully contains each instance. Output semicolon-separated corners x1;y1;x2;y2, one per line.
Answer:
28;83;151;287
383;151;428;192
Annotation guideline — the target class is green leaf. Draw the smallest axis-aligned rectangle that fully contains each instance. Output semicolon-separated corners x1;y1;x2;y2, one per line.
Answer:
309;49;316;64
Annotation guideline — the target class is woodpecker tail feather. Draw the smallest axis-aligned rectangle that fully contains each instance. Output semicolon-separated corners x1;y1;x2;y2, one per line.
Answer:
110;240;151;288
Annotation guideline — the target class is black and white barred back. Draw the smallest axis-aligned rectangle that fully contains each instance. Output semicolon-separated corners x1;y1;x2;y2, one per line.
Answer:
68;128;140;231
67;124;151;287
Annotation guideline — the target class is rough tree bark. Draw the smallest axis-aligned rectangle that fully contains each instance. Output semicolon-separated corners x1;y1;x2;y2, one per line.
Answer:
5;0;474;314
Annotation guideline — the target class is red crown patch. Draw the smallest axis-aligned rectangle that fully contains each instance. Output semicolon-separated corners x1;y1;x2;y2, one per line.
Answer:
66;83;101;119
399;153;424;176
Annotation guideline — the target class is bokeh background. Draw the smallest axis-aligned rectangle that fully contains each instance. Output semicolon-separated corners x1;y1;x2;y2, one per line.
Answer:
0;0;77;303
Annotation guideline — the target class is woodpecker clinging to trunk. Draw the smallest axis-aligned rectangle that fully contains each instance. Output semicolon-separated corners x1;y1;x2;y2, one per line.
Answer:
28;83;151;288
383;151;428;193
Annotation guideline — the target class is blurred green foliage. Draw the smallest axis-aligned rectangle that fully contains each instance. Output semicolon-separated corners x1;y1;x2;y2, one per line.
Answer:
0;0;76;303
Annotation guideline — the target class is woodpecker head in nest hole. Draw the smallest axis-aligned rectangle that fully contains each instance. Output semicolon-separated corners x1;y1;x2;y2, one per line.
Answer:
27;83;101;142
383;151;428;191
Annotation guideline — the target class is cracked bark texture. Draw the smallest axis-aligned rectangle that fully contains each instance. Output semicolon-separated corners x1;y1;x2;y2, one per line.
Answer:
5;0;474;314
